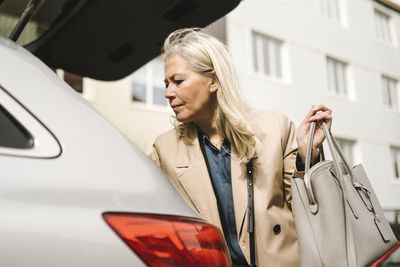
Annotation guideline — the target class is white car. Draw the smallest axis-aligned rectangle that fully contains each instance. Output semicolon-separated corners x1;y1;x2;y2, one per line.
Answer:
0;0;240;266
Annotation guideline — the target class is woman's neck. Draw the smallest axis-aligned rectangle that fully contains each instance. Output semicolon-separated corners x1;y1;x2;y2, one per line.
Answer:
197;122;217;137
196;118;224;149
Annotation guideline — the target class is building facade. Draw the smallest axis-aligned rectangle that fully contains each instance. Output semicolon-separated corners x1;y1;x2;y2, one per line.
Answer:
226;0;400;213
82;0;400;218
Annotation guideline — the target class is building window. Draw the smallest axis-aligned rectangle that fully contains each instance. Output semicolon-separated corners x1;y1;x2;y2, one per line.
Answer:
336;138;356;166
327;57;348;97
320;0;342;23
382;76;399;111
374;9;394;46
131;58;167;107
152;59;167;106
56;70;83;93
390;147;400;180
131;65;147;103
252;32;282;80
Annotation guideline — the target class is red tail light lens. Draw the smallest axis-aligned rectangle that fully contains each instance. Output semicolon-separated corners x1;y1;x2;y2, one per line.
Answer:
103;213;231;267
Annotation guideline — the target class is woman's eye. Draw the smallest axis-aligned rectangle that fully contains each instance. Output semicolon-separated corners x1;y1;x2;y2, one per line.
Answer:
175;80;183;85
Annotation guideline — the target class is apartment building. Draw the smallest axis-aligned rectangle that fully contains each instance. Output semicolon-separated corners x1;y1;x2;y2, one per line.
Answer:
226;0;400;213
80;0;400;219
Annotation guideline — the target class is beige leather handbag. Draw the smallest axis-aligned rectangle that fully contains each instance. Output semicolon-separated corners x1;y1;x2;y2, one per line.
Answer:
291;121;398;267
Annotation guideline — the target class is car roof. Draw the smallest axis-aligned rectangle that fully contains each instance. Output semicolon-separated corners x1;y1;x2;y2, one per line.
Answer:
1;0;240;81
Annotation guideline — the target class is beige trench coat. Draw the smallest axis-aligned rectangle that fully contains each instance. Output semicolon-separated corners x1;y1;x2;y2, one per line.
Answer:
150;110;300;267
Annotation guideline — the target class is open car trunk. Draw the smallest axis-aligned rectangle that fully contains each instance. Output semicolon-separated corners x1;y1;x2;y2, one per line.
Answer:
0;0;240;80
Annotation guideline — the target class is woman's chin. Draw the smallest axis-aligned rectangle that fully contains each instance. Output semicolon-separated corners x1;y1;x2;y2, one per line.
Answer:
175;115;191;123
175;114;184;122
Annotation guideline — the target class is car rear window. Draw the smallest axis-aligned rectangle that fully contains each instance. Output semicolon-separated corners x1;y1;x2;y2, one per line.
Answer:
0;104;33;148
0;0;78;45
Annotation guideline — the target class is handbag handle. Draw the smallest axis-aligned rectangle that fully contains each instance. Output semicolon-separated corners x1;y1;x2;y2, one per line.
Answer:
304;121;356;205
305;122;324;173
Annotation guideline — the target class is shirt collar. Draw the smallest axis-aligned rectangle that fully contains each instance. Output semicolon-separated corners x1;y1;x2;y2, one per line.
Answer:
197;128;231;154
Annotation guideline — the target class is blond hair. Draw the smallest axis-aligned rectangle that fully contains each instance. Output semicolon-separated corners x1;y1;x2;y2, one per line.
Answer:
163;28;256;161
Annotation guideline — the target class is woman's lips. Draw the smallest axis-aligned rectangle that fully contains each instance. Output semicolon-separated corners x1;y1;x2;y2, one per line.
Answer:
171;104;183;111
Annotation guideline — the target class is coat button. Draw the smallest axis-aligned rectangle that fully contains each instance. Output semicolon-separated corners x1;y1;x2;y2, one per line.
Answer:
273;224;281;234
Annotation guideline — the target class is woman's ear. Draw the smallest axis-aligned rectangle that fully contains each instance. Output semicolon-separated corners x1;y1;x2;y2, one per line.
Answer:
209;78;219;93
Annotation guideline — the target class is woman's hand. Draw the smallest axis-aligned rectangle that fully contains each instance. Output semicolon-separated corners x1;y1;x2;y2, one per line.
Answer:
296;105;332;164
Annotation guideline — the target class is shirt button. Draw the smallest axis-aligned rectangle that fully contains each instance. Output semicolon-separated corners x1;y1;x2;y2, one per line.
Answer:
273;224;281;235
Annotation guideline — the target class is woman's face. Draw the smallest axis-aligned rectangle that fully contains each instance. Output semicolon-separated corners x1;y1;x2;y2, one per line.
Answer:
164;54;218;124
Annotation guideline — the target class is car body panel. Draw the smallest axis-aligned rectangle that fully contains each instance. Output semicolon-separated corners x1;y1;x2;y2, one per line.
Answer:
0;36;199;266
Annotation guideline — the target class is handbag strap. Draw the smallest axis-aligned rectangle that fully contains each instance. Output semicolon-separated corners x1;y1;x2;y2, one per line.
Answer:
246;158;257;267
304;122;325;173
305;121;354;183
305;121;317;172
321;122;359;267
321;122;356;183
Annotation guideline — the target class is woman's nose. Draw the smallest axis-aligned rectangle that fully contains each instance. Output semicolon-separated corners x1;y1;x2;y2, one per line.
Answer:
165;85;175;99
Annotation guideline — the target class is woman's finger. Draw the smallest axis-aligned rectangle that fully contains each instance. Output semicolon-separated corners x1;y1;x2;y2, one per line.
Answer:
313;104;332;115
302;105;318;123
308;112;332;122
304;104;332;123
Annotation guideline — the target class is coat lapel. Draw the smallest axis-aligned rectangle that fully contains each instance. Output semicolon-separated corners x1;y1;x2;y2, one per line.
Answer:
176;135;223;230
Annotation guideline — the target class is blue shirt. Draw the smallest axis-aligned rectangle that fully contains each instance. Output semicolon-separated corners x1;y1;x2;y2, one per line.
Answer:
198;130;247;265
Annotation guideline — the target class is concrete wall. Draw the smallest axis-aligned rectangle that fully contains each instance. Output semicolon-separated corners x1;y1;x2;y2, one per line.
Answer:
83;77;172;155
227;0;400;209
82;0;400;209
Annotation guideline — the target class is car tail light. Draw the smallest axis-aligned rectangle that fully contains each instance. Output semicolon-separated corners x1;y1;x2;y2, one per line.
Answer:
369;241;400;267
103;212;231;267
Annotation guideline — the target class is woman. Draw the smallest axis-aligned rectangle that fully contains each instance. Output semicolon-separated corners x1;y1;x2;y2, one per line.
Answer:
150;28;332;267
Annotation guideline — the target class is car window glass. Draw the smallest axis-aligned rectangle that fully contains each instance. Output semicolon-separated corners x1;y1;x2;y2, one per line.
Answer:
0;104;33;148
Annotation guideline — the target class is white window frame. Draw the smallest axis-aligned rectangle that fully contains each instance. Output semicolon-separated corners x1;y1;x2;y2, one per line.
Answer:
131;58;168;109
382;75;399;112
252;32;284;81
390;146;400;181
374;8;396;47
326;57;350;99
319;0;348;26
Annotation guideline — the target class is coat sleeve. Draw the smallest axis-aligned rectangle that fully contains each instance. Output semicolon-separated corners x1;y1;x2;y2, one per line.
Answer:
278;112;298;211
